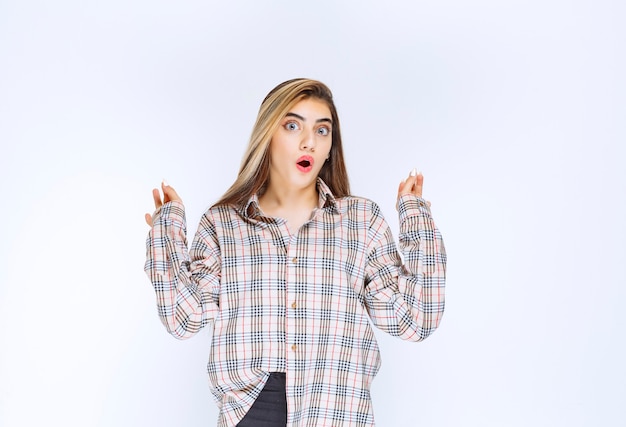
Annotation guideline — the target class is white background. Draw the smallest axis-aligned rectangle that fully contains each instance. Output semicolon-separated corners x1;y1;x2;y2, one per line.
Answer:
1;1;624;426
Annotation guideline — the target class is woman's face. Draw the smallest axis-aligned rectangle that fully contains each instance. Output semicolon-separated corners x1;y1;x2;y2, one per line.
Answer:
267;97;333;192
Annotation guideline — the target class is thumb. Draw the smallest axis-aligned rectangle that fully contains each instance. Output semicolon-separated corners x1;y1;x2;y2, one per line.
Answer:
397;179;406;195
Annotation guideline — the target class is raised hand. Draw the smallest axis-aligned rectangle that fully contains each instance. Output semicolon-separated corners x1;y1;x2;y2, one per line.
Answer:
145;180;183;226
397;168;431;209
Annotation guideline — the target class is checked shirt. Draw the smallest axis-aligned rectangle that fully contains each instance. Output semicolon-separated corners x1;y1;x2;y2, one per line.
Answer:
144;179;446;426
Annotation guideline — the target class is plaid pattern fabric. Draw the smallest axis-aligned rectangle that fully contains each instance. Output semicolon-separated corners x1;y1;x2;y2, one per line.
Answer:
145;179;446;427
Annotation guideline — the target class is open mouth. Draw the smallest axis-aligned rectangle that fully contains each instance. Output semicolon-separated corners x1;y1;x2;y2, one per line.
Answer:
296;156;314;172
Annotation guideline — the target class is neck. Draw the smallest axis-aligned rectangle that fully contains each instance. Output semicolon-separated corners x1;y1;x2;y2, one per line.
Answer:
259;181;319;212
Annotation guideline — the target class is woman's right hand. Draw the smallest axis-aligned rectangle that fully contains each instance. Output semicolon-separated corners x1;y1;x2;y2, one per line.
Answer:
145;180;183;226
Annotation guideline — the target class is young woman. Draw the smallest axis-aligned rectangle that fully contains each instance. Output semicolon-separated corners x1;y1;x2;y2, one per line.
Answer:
144;78;446;427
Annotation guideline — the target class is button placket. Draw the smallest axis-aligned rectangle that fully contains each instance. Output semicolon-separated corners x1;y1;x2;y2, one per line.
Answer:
285;235;301;363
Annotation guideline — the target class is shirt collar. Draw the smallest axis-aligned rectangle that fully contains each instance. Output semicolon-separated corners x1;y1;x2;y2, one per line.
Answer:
241;178;339;219
316;178;338;211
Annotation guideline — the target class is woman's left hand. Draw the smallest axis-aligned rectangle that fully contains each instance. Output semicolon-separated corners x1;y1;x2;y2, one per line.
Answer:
144;180;183;226
397;168;431;208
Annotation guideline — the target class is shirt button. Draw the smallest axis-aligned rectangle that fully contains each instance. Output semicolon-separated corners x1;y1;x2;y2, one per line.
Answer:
291;301;297;309
291;257;298;264
291;344;297;351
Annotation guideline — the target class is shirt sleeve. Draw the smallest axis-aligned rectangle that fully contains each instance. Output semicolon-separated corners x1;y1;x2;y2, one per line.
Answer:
144;201;221;339
363;195;446;342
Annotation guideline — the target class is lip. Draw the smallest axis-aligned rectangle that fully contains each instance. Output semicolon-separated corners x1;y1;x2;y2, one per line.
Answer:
296;155;314;173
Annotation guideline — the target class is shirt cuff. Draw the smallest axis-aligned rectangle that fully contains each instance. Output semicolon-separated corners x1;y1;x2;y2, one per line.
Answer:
397;194;431;223
153;200;187;230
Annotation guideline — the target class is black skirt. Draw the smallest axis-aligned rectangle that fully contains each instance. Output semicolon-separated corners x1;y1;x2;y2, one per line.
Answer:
237;372;287;427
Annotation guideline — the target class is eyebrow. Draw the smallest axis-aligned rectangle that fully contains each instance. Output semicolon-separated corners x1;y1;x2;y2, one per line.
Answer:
285;112;333;124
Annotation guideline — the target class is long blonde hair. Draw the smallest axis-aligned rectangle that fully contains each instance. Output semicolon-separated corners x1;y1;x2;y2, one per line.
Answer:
214;78;351;208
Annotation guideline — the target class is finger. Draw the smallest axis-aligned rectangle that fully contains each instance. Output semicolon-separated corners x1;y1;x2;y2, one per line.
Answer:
152;188;162;209
398;170;417;196
397;179;406;196
396;179;407;211
427;201;431;208
397;170;417;211
413;173;424;198
145;213;153;227
162;180;182;203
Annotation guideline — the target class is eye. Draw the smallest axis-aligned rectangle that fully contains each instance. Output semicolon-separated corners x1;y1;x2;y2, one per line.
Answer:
284;121;300;131
317;126;331;136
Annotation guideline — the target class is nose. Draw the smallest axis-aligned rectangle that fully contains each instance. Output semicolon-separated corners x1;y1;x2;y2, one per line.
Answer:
300;129;316;152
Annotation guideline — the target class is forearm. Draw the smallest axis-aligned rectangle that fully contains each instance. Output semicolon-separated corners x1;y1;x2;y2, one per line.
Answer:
397;195;447;338
144;201;213;339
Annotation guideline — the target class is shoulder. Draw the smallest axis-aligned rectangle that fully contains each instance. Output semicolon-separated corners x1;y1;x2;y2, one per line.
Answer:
195;204;241;234
336;195;381;212
333;196;392;247
334;195;386;223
